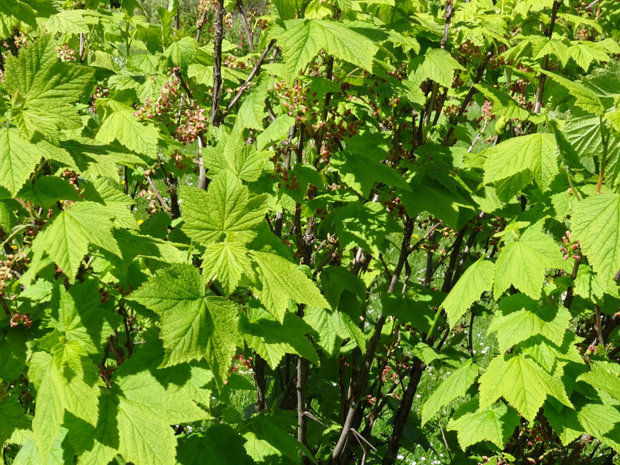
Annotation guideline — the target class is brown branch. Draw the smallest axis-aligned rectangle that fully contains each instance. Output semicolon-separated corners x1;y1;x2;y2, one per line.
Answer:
210;0;225;126
236;0;254;51
381;358;425;465
441;54;491;146
227;39;276;112
254;355;268;411
145;175;171;212
196;10;208;42
297;357;311;463
331;218;415;464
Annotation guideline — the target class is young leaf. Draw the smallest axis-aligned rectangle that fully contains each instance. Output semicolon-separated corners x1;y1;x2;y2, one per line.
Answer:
278;19;378;80
128;264;239;385
0;128;48;196
180;172;268;246
76;366;209;465
250;251;329;322
571;193;620;291
201;240;254;296
29;346;101;461
410;48;464;88
487;295;571;353
494;229;563;299
483;133;558;191
577;362;620;403
421;359;479;426
96;101;159;158
441;258;494;327
447;401;519;450
479;354;573;422
42;201;121;282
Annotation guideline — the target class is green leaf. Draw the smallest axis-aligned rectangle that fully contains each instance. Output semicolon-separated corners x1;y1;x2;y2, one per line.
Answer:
545;71;605;116
180;172;268;246
334;201;400;258
14;429;70;465
204;126;270;182
569;40;613;71
487;295;571;353
20;176;81;208
474;84;531;121
421;359;478;426
448;401;519;450
256;115;295;150
410;48;464;88
494;228;563;299
0;395;30;446
577;362;620;403
96;101;159;157
76;363;209;465
30;346;101;461
42;202;121;282
128;264;239;385
201;240;254;296
278;19;378;80
165;37;198;71
303;306;363;356
4;35;94;138
479;354;573;422
0;200;17;232
0;128;48;195
330;147;410;198
178;425;253;465
483;133;558;191
242;307;319;368
571;193;620;290
441;258;494;327
535;38;571;66
562;115;620;170
250;251;330;322
43;280;119;357
45;9;99;34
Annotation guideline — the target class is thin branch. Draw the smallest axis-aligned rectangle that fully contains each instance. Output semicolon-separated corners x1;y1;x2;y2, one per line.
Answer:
226;39;276;112
436;415;454;465
195;9;208;42
381;358;425;465
145;175;171;212
236;0;254;51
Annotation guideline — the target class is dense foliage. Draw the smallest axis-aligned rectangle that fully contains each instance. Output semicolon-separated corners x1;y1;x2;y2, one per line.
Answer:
1;0;620;464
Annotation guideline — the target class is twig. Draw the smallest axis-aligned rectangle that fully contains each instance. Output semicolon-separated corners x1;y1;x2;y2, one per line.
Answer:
436;415;454;464
195;10;208;42
145;175;171;212
313;240;339;279
236;0;254;51
227;39;277;112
